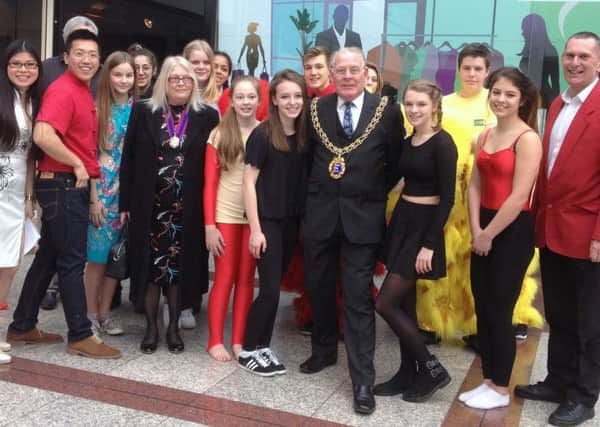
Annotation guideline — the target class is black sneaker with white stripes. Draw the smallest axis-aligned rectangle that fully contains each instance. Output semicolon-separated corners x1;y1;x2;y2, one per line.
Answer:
238;350;279;376
259;348;287;375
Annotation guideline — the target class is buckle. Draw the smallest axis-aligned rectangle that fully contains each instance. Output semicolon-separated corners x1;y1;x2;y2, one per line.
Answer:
39;171;55;179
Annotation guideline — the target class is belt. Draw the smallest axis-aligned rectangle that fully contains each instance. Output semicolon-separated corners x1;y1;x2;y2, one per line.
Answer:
38;171;76;180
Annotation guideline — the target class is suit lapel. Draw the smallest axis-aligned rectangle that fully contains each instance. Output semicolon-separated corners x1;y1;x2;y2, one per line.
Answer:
149;107;164;149
541;97;564;180
549;83;600;181
354;92;377;137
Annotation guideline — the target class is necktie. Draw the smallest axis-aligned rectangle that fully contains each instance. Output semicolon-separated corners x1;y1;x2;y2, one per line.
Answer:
343;101;353;136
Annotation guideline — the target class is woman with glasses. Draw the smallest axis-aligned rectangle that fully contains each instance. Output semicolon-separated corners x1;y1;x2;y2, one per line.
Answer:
0;40;42;364
129;44;158;100
120;56;219;354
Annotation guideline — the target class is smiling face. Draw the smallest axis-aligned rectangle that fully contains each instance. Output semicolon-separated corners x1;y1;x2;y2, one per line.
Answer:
562;36;600;96
64;39;100;84
166;65;194;105
332;50;367;101
213;54;230;88
403;89;436;130
134;55;154;89
303;54;330;92
489;76;522;119
365;67;379;93
110;62;135;100
457;55;489;97
7;51;39;93
187;49;212;86
231;80;259;119
272;80;304;122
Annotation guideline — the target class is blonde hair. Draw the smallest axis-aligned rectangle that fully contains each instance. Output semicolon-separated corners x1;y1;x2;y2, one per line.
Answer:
148;56;205;113
403;79;443;132
96;51;138;151
182;39;220;104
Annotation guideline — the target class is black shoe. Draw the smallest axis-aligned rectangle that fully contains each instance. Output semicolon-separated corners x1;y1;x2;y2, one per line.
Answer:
402;355;451;402
549;401;594;426
374;361;417;396
514;323;528;340
462;334;481;354
299;353;337;374
166;327;184;354
238;350;280;377
40;290;59;310
299;322;313;336
514;381;564;403
353;385;375;415
419;329;441;345
140;325;158;354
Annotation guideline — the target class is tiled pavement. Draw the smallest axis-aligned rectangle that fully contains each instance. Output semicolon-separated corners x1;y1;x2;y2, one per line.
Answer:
0;253;598;426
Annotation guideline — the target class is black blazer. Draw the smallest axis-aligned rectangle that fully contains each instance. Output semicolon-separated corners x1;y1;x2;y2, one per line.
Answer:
120;100;219;302
303;91;404;244
314;27;362;52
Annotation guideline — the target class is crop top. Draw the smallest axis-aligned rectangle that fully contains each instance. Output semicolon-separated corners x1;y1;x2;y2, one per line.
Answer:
476;128;532;211
399;129;458;249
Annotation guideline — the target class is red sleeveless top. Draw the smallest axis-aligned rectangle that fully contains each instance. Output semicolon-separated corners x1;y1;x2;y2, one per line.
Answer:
476;128;532;211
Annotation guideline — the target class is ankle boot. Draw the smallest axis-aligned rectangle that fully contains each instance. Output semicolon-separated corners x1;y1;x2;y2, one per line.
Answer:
374;359;417;396
402;355;450;402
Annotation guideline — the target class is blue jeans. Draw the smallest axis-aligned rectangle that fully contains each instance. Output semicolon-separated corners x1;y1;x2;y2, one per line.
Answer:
9;174;92;342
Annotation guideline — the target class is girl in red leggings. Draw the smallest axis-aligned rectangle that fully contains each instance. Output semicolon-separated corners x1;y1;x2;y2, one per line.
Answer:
204;76;261;361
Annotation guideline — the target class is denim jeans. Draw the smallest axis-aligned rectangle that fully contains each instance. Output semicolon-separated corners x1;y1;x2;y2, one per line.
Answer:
9;174;92;342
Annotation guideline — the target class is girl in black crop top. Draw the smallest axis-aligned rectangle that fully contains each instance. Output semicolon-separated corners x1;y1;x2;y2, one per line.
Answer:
375;80;457;402
238;70;308;376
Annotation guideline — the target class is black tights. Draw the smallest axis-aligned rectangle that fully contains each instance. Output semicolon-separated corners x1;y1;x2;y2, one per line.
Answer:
375;273;430;364
144;283;180;339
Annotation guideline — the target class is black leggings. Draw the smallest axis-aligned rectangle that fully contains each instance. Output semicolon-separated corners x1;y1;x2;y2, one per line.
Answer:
470;208;534;387
242;217;298;351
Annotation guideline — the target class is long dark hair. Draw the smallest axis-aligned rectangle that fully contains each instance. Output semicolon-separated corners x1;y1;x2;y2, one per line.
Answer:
487;67;540;132
0;39;42;152
267;69;307;152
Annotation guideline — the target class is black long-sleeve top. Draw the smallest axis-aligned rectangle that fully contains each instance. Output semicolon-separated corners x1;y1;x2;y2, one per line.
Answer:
399;129;458;249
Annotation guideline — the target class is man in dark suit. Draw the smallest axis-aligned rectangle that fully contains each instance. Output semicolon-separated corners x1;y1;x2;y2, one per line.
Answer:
515;32;600;427
300;47;404;415
314;5;362;54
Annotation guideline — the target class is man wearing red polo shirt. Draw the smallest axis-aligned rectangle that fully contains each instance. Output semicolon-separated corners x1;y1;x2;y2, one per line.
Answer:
6;30;120;359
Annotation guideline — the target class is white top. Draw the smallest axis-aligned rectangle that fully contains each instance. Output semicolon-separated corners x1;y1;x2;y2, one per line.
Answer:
336;91;365;134
547;78;598;176
333;27;346;49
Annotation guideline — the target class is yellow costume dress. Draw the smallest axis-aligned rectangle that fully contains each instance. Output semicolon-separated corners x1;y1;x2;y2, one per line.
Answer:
390;90;543;339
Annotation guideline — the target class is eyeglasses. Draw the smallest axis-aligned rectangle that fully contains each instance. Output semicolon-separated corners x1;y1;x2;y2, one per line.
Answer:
70;50;100;60
8;61;38;70
333;66;364;76
168;75;194;85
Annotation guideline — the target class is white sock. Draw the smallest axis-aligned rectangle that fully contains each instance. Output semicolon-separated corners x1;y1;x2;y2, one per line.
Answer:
458;383;490;403
238;350;257;359
465;388;510;410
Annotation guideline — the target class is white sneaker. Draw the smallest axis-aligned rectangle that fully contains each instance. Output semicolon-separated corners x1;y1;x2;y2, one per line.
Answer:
459;383;490;402
100;317;124;336
179;308;196;329
0;350;12;364
465;388;510;410
0;341;11;352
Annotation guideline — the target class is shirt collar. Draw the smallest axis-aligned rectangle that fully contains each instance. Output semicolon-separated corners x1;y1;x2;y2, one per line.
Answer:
337;91;365;112
333;26;346;39
561;78;598;105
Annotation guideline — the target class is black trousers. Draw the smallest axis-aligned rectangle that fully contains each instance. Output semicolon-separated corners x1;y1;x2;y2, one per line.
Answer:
304;220;378;386
242;217;298;350
541;246;600;407
470;209;534;387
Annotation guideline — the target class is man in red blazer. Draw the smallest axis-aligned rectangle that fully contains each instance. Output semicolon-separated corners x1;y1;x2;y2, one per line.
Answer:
515;32;600;427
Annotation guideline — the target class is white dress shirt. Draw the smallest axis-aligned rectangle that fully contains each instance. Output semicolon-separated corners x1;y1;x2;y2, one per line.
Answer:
547;78;598;176
336;92;365;134
334;27;346;50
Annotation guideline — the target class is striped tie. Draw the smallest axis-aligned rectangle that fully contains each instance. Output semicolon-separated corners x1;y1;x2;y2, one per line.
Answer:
343;101;353;136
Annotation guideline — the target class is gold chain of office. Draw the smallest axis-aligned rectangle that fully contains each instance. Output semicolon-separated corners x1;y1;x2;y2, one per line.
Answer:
310;96;388;179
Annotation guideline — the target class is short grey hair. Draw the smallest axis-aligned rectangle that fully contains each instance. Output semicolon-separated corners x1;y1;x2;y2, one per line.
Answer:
149;56;205;113
62;16;98;43
330;47;366;70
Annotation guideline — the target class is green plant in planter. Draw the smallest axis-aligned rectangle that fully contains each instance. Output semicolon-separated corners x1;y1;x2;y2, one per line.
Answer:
290;8;319;58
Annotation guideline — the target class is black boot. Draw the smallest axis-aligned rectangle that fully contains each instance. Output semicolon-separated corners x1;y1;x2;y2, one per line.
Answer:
402;355;450;402
374;360;417;396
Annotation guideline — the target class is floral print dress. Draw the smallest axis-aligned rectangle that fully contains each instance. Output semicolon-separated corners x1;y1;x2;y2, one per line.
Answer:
148;105;188;288
87;99;132;263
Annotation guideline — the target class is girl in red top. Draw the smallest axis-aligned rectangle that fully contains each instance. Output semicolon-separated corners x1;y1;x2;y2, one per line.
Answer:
204;76;261;361
463;67;542;409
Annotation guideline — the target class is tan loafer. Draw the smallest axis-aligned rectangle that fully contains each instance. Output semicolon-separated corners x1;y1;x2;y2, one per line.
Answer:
67;335;121;359
6;327;64;345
